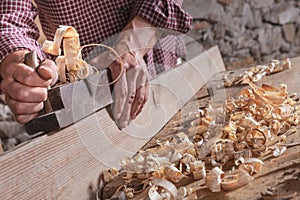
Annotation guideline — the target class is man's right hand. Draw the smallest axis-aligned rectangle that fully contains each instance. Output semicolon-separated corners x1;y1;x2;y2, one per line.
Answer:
0;50;58;124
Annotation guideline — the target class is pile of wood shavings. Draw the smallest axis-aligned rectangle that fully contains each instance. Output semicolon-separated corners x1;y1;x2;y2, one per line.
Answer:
100;60;300;200
223;58;291;87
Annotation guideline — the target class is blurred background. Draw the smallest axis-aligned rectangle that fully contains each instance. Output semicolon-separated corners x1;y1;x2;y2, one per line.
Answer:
183;0;300;69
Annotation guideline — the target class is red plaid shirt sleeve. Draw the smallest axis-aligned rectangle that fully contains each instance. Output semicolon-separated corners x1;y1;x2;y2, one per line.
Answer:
0;0;45;62
133;0;192;33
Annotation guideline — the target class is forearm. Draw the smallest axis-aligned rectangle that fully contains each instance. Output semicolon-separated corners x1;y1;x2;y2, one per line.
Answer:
0;0;45;63
118;16;161;57
132;0;192;33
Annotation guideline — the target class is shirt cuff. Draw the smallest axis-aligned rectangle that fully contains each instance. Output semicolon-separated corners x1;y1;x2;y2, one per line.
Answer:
132;0;192;33
0;34;46;63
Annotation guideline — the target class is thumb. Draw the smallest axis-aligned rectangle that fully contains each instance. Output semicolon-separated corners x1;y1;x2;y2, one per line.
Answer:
37;65;52;80
38;59;58;86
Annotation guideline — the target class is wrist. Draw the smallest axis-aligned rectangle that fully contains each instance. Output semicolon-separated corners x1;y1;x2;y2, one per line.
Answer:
122;16;154;31
116;16;161;57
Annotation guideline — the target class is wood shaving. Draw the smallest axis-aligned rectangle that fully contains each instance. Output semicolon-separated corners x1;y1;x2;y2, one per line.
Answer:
103;167;119;182
102;59;299;199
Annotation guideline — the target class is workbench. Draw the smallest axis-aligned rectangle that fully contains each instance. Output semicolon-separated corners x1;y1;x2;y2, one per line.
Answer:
0;46;299;200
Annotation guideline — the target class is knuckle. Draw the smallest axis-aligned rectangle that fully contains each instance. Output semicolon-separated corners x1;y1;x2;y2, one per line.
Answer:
128;92;136;104
137;96;144;104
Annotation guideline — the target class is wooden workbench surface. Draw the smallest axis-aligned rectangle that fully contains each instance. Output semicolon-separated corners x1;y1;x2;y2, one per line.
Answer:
103;56;300;199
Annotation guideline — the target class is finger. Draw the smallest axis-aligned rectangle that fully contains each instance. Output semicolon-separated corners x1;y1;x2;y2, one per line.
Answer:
112;68;127;120
3;80;47;102
5;95;44;115
118;67;139;128
13;63;52;87
134;75;149;118
15;113;39;124
130;73;148;119
38;59;58;85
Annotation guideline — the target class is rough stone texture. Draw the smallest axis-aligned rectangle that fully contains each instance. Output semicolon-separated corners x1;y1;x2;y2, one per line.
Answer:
183;0;224;21
264;4;300;25
0;102;31;151
258;25;282;55
183;0;300;68
282;23;296;43
194;21;211;30
225;0;245;17
295;30;300;47
278;5;300;24
243;3;255;28
217;0;231;6
249;0;274;9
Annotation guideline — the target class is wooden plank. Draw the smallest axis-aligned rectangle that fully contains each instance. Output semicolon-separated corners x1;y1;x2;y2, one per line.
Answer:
0;46;224;200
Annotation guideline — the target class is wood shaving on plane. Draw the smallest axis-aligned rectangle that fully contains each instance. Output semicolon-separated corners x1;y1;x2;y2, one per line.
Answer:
42;25;122;84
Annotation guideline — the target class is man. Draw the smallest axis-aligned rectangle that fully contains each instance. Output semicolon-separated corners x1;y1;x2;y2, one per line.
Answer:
0;0;192;128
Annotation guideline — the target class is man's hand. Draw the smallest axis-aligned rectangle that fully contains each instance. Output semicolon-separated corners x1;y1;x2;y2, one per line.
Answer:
89;16;159;129
0;50;58;123
110;51;149;129
110;16;160;128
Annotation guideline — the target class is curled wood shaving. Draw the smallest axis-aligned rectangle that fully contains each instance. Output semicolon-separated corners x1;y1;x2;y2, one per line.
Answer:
43;25;123;84
191;160;206;180
164;164;183;183
177;179;206;199
148;178;177;200
221;169;253;191
238;158;264;175
103;167;119;182
205;167;225;192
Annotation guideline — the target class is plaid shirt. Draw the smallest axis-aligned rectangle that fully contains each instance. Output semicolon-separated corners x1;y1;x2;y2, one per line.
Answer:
0;0;192;77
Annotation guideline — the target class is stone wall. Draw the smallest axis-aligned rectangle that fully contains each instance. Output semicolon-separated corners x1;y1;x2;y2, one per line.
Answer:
183;0;300;69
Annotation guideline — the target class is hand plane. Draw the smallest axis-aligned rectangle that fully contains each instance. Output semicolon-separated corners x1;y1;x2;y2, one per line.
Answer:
24;51;113;135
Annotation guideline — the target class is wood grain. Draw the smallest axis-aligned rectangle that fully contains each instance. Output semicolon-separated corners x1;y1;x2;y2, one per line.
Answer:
0;46;224;200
